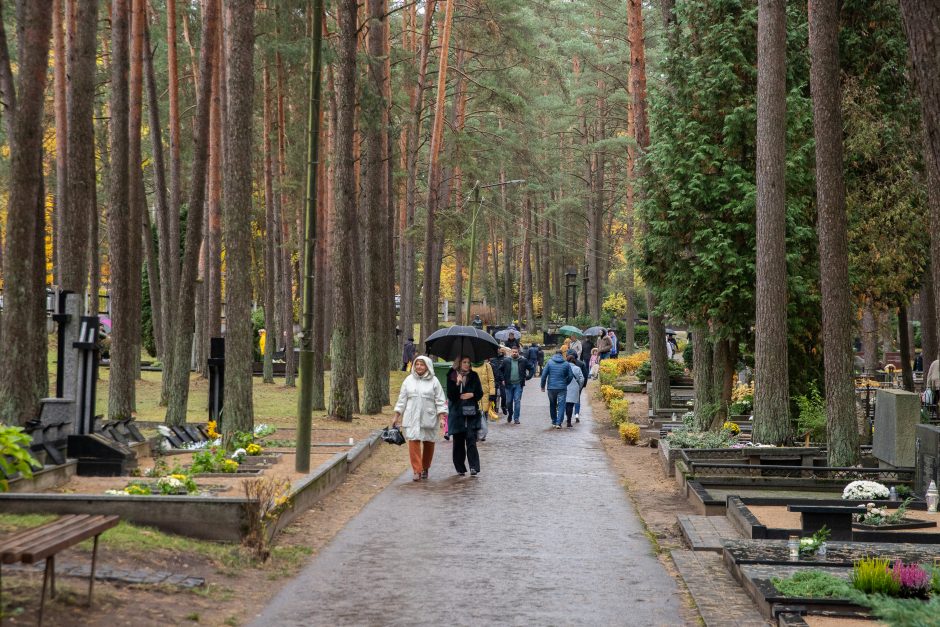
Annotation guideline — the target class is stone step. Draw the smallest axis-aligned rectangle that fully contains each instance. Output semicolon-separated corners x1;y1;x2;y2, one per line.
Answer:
671;550;770;627
677;514;742;551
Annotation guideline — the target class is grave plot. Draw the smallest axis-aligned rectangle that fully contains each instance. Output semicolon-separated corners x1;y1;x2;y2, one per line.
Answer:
723;539;940;624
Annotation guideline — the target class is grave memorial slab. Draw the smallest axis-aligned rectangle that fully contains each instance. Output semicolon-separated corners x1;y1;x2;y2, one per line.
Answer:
873;388;919;467
915;424;940;496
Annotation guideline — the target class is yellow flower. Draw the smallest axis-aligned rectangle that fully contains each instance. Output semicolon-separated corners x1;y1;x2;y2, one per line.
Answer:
206;420;220;439
722;421;741;435
619;422;640;444
246;443;262;456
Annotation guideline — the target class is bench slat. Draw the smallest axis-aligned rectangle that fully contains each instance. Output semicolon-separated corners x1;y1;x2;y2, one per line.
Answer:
0;515;118;564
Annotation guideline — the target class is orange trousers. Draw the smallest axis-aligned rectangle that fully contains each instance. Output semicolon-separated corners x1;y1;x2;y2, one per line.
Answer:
408;440;435;473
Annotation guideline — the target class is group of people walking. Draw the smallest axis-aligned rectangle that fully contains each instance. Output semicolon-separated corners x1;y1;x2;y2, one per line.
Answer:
392;330;597;481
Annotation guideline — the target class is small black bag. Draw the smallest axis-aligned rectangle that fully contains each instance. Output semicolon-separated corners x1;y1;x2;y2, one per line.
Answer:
460;401;479;417
381;425;406;446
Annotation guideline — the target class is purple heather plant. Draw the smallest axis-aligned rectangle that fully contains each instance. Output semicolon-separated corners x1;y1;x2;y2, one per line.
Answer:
890;560;932;597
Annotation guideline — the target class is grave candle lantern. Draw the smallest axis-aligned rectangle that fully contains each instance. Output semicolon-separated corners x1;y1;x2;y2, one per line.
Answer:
787;535;799;560
928;481;939;513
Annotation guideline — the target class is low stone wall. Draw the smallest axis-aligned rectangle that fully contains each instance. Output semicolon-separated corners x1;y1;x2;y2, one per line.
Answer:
0;430;385;543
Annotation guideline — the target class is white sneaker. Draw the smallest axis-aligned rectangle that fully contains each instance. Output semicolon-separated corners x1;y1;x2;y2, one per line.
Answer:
574;413;580;420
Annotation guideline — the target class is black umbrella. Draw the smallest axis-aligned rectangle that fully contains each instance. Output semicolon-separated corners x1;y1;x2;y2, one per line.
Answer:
424;326;500;362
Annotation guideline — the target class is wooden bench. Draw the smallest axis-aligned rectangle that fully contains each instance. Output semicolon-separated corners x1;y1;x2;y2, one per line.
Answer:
0;514;119;625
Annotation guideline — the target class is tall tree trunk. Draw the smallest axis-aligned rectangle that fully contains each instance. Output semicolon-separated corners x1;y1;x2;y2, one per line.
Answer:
164;0;218;426
623;87;637;355
523;200;534;330
107;0;135;419
692;327;715;431
64;0;97;298
454;250;464;326
361;0;389;414
922;264;938;367
0;1;53;425
810;0;858;465
221;0;256;435
899;304;915;392
141;183;162;359
540;215;551;332
862;306;879;373
420;0;454;343
752;0;791;444
274;32;295;387
206;14;223;355
400;1;436;355
629;0;668;409
330;0;361;420
53;0;68;288
261;65;277;384
128;0;146;382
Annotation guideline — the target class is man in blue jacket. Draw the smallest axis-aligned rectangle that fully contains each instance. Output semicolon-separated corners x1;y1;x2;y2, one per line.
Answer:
540;350;573;429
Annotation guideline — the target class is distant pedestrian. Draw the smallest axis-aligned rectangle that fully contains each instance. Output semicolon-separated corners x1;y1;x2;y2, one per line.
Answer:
537;345;545;372
666;336;675;360
500;346;535;424
608;330;618;358
526;343;541;375
402;337;417;371
490;349;507;416
564;350;586;428
596;329;613;360
473;359;496;442
667;333;678;360
447;357;484;476
589;348;600;379
582;336;595;361
541;350;574;429
569;335;583;360
392;356;447;481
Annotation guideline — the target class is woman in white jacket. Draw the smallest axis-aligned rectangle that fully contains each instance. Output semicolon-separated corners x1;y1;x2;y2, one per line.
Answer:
393;355;448;481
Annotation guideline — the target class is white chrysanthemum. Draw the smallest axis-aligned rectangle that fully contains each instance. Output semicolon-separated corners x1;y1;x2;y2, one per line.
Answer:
842;480;890;501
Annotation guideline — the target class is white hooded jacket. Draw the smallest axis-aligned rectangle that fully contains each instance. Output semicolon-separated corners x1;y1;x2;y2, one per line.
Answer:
394;355;447;442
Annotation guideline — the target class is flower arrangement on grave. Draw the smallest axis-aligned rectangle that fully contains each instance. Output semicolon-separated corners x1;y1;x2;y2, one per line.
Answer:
798;525;830;556
853;499;914;526
664;428;738;449
246;443;263;456
254;423;276;438
842;480;890;501
191;448;240;474
156;474;198;495
206;420;220;439
722;421;740;435
730;382;754;415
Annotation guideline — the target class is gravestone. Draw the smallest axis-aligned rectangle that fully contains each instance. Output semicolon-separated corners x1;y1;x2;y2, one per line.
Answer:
208;337;225;426
873;388;919;467
915;424;940;497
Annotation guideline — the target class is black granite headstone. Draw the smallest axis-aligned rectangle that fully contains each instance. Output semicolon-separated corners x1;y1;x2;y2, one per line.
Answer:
915;424;940;497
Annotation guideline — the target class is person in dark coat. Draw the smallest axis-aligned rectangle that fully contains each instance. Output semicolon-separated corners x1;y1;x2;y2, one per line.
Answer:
402;337;417;371
490;350;507;415
471;314;484;330
500;346;535;424
526;344;541;375
505;331;521;350
447;356;484;476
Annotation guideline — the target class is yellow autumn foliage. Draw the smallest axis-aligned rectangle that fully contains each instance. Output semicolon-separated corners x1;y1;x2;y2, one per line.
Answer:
619;422;640;445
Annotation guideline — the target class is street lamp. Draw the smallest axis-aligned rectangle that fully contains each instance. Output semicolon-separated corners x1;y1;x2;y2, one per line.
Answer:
565;267;578;321
464;179;526;322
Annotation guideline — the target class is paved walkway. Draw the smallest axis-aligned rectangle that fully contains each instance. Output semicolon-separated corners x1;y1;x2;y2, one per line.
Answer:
251;382;685;626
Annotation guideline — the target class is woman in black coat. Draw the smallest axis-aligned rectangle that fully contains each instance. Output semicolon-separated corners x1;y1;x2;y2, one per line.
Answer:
447;356;484;476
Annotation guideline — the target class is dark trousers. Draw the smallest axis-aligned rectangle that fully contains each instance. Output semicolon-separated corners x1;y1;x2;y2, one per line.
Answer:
565;402;576;425
452;430;480;473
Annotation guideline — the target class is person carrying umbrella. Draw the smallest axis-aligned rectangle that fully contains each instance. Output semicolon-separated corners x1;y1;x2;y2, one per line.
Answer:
447;356;484;476
392;356;448;481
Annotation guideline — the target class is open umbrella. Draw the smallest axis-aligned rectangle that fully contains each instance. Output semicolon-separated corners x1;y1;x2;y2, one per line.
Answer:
583;326;606;337
558;325;584;337
424;325;500;362
494;329;516;342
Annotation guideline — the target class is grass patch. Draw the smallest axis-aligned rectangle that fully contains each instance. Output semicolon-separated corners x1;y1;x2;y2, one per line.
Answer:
772;571;854;599
0;514;58;533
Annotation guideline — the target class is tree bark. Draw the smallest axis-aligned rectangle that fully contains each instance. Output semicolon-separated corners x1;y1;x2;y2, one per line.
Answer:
0;1;53;425
221;0;256;435
361;0;388;414
106;0;135;419
206;13;223;355
692;327;715;431
261;65;277;384
922;264;938;367
330;0;361;420
128;0;146;381
540;214;552;332
810;0;858;465
523;200;534;330
63;0;97;298
274;34;295;386
899;304;915;391
752;0;791;445
164;0;218;426
862;306;879;373
53;0;68;289
629;0;668;409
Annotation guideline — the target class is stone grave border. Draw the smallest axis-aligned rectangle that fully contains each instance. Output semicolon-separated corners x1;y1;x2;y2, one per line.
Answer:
722;539;940;621
0;430;383;543
725;495;938;543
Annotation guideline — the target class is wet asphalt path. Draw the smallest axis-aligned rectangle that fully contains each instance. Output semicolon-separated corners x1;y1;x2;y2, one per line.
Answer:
250;381;686;626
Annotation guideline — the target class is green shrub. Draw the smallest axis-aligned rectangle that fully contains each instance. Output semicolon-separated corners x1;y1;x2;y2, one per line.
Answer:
634;324;649;347
599;369;617;386
0;425;41;491
795;382;826;441
683;341;693;370
771;571;853;599
608;399;630;426
636;359;685;382
663;428;737;449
